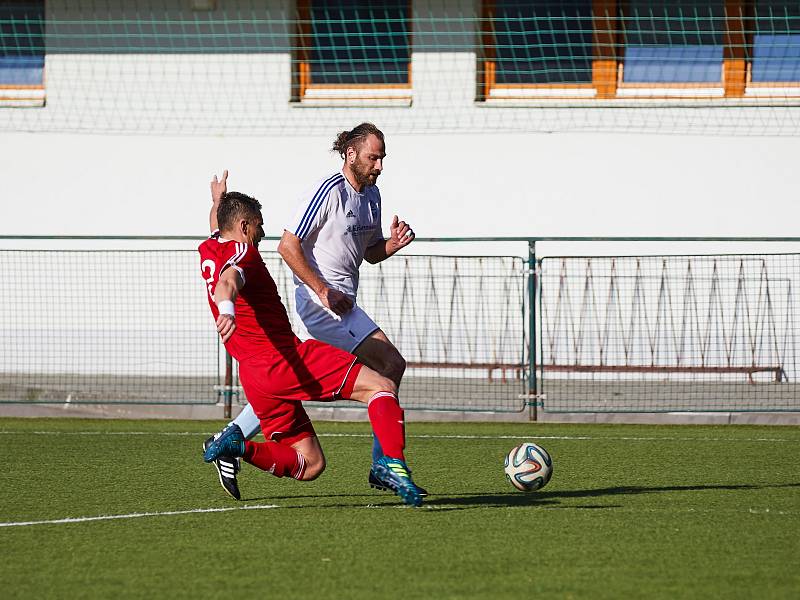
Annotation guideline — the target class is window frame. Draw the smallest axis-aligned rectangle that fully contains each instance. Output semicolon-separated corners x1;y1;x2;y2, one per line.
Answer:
615;0;727;98
479;0;600;100
293;0;413;105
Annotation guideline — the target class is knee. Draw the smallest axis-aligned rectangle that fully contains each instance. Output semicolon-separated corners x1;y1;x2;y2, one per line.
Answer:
300;455;326;481
373;374;397;397
350;365;399;404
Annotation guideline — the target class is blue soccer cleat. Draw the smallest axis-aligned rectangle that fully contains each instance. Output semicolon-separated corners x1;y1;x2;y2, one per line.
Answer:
370;456;424;507
369;466;429;497
203;424;245;463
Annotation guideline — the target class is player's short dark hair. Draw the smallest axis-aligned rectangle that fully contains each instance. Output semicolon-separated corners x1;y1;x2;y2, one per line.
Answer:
331;122;385;159
217;191;262;232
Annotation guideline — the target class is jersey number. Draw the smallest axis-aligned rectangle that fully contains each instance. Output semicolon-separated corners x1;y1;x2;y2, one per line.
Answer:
201;259;216;300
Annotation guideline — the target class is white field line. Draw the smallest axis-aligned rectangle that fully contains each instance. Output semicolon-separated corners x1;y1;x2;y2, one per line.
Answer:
0;431;797;443
2;504;790;527
0;504;278;528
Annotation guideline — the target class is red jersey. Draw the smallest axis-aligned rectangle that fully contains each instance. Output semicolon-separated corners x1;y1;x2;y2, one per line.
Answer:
199;234;297;362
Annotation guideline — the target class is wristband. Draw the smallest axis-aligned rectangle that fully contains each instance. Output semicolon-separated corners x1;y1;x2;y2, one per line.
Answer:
217;300;235;316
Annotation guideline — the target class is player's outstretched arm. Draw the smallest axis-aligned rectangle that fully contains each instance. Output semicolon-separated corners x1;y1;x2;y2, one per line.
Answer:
278;230;354;315
365;214;415;264
209;170;228;233
213;266;242;343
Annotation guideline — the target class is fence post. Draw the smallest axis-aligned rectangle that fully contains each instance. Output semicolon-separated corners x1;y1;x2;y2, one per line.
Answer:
223;351;233;419
528;240;538;421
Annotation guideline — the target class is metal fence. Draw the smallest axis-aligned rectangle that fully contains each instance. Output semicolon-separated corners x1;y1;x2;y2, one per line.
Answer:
2;237;799;415
539;254;799;412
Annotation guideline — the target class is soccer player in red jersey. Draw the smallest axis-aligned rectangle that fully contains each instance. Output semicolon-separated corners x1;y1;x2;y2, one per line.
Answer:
199;187;424;507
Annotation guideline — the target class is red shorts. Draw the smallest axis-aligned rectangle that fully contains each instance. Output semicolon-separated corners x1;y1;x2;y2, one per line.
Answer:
238;339;363;445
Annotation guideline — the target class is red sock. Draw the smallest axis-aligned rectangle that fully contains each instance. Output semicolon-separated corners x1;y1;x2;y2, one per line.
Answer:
244;440;306;479
367;392;405;461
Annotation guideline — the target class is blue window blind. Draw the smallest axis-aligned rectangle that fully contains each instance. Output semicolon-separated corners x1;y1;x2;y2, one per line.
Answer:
623;0;724;84
752;3;800;82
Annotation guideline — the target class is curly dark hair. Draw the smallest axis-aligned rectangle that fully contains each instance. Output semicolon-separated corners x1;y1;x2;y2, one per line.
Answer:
331;122;385;159
217;191;262;232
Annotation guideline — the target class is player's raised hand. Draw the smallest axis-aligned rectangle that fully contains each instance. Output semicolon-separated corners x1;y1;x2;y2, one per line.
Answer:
211;169;228;204
216;313;236;343
388;214;415;252
318;286;354;316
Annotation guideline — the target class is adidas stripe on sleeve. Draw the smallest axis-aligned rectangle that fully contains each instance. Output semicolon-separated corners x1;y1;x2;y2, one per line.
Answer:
220;241;249;285
287;172;344;240
367;187;384;248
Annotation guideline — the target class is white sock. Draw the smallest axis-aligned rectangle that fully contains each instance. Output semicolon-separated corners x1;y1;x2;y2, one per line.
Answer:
230;403;261;439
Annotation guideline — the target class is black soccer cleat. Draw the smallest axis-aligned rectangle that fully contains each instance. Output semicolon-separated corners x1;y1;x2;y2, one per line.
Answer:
203;435;242;501
369;467;429;497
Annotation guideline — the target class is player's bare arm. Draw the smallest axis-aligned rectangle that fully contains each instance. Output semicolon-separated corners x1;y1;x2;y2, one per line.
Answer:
209;169;228;232
213;266;242;343
278;230;354;315
364;214;415;264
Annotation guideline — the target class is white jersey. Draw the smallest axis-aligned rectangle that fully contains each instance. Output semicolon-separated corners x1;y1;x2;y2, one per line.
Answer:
286;171;384;299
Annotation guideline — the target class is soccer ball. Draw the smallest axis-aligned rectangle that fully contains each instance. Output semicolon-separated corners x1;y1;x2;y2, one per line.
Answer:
504;442;553;492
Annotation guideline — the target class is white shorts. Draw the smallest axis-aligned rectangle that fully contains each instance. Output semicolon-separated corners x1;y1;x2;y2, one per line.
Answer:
294;286;380;353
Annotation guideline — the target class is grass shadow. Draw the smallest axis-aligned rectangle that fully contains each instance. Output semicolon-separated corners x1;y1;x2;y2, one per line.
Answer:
425;481;800;508
539;481;800;500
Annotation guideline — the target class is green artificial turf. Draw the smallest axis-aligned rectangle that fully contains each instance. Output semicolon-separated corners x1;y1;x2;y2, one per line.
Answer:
1;418;798;599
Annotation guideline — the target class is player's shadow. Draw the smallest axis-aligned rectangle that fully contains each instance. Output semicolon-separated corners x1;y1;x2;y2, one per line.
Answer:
241;492;392;504
237;482;800;508
425;481;800;508
423;494;564;510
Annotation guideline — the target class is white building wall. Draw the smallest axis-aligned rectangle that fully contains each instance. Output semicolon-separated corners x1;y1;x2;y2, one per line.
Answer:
4;131;799;252
0;0;798;251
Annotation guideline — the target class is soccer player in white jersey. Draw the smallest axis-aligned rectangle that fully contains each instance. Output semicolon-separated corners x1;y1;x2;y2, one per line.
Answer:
204;124;424;500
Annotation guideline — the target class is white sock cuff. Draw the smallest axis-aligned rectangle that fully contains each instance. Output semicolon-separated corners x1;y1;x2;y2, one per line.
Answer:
292;452;306;480
368;391;398;406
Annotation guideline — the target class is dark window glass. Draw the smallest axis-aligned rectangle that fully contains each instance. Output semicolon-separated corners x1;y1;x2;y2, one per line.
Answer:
492;0;594;84
310;0;410;85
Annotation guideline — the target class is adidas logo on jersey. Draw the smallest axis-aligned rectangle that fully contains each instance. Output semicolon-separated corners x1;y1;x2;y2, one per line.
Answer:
345;209;356;219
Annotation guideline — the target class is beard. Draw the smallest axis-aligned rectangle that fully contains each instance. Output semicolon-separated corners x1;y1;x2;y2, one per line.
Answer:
353;158;380;188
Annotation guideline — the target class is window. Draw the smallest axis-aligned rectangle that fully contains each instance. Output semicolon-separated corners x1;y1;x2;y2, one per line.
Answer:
479;0;800;102
618;1;726;97
747;2;800;96
0;1;45;106
293;0;411;105
481;0;596;99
